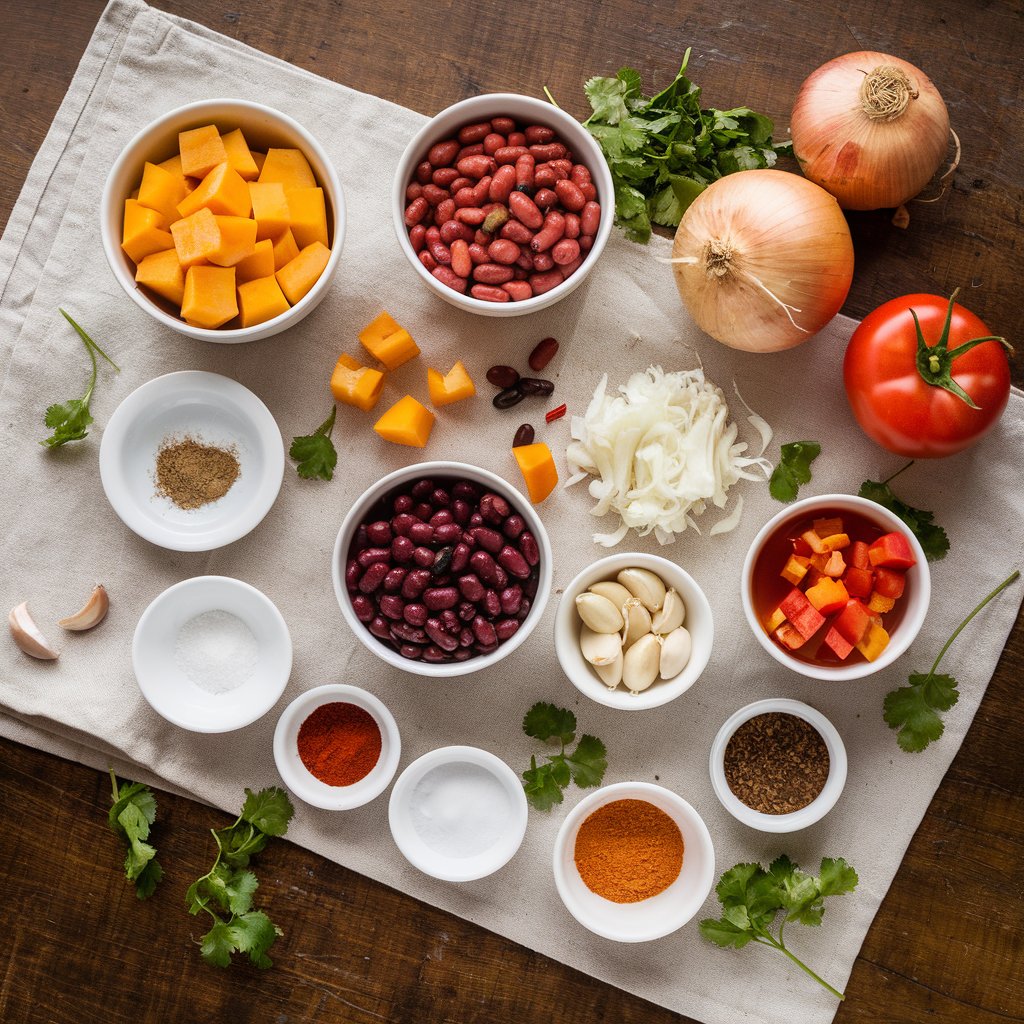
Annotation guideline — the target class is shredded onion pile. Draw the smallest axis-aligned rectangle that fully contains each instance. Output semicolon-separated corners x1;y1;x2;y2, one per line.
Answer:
565;365;772;546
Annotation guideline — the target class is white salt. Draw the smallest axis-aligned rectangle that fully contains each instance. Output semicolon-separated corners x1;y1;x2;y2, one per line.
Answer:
410;763;513;859
174;609;258;695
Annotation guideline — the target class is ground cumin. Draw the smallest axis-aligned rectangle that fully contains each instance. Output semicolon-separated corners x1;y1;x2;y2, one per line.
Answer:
574;798;684;903
155;436;240;510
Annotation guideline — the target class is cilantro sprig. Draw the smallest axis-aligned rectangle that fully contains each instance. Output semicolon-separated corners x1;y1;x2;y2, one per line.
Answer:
700;855;858;1000
884;570;1019;752
557;52;790;243
521;702;607;810
107;769;163;899
187;787;295;969
769;441;820;502
41;309;120;447
289;406;338;480
858;462;949;561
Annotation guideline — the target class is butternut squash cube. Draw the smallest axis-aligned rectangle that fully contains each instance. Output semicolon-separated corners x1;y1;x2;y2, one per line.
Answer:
366;328;419;371
287;186;328;248
330;357;385;412
237;275;290;328
209;215;258;267
181;266;238;329
358;311;401;354
248;182;291;241
374;395;434;448
134;248;185;307
427;361;476;406
122;199;173;263
251;151;267;174
220;128;260;181
271;228;300;270
178;125;228;179
275;241;330;305
234;238;275;284
513;442;558;504
177;162;252;219
170;207;221;269
137;161;189;226
258;148;316;191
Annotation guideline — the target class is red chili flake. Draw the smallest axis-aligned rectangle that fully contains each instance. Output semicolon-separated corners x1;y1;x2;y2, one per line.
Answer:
545;403;567;424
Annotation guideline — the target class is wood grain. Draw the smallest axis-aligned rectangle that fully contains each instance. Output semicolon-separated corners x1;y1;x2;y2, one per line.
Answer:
0;1;1021;1022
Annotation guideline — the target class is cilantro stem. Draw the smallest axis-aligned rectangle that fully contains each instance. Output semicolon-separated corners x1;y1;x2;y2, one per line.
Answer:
754;932;846;1001
543;85;560;108
316;406;336;439
926;570;1020;680
881;461;914;486
109;767;120;803
60;309;120;373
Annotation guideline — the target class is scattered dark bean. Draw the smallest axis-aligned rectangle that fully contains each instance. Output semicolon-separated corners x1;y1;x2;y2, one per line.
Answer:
493;385;525;409
512;423;535;448
528;336;559;371
487;364;520;388
519;377;554;396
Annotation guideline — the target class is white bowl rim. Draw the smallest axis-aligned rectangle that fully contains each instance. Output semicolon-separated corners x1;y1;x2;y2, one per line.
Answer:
708;698;848;834
272;683;402;810
391;91;614;317
388;744;528;882
551;780;716;942
98;369;285;552
741;492;931;680
331;460;553;678
131;574;292;733
554;552;714;710
100;97;345;343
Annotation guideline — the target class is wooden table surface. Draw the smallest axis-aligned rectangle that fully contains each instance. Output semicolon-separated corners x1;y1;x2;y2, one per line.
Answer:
1;2;1021;1022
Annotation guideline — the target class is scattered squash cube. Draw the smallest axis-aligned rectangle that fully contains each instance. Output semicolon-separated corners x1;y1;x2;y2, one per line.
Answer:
234;238;275;284
287;186;328;248
258;148;316;191
330;357;385;412
208;215;258;267
136;161;189;226
248;182;291;241
122;199;173;263
358;312;419;370
237;275;290;328
178;125;228;179
513;442;558;504
177;162;252;219
170;207;221;269
270;228;300;270
181;265;238;329
275;241;330;305
220;128;260;181
427;361;476;406
359;311;401;351
374;395;434;448
134;248;186;307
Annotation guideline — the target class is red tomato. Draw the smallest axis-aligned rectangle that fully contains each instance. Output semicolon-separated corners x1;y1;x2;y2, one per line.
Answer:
843;293;1011;458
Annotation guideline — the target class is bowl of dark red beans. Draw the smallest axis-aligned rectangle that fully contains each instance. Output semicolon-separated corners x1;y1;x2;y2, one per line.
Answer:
332;462;553;677
393;93;614;316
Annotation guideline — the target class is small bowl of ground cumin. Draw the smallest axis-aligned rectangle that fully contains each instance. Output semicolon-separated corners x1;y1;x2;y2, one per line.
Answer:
709;698;848;833
552;781;715;942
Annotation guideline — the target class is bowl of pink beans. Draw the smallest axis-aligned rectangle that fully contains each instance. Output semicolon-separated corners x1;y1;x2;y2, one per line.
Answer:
392;93;614;316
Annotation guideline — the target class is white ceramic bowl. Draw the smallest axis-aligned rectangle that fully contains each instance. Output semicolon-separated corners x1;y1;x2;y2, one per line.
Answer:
741;493;931;681
552;781;715;942
132;575;291;732
709;698;848;833
332;461;553;678
554;553;714;710
273;684;401;810
392;92;614;317
101;98;344;343
99;370;284;552
388;745;528;882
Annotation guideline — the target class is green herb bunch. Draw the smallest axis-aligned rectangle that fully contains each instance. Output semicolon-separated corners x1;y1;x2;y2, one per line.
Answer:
107;769;163;899
521;702;607;810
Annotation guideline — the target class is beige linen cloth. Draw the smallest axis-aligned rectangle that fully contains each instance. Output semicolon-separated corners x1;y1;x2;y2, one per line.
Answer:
2;3;1022;1021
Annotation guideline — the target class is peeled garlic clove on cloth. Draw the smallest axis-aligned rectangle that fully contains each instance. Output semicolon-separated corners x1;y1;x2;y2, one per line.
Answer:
622;633;661;694
58;584;109;631
580;624;622;666
651;588;686;634
9;603;59;660
588;580;633;610
594;649;624;689
660;627;692;680
617;568;666;613
621;598;652;650
575;592;624;634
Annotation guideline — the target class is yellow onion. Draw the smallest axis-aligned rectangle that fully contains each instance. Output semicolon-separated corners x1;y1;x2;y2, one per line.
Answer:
790;51;951;210
671;169;854;352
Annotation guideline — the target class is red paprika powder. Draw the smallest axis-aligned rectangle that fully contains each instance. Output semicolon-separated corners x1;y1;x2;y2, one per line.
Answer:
297;702;382;786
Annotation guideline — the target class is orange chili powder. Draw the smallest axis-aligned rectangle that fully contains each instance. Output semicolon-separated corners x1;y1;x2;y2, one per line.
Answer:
297;702;381;786
574;798;684;903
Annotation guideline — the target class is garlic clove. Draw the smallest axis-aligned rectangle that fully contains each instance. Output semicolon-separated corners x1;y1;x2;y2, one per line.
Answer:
593;649;623;689
9;603;59;660
575;592;624;634
622;632;661;694
580;624;623;667
621;598;652;650
58;584;109;631
616;568;667;613
659;626;692;680
651;588;686;634
588;580;633;610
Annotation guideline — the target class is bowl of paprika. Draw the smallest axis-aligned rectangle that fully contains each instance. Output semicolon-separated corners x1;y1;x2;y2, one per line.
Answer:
273;683;401;810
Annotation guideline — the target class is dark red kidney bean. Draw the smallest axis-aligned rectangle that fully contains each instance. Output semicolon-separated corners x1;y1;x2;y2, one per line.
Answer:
433;524;461;546
420;644;448;662
458;600;476;622
533;188;558;210
525;125;555;144
428;140;460;167
406;182;423;202
578;234;594;252
472;616;498;647
456;154;493;179
495;145;530;164
432;166;459;188
404;197;428;226
533;166;558;189
502;513;526;539
554;178;586;212
523;574;539;599
579;182;597;201
532;252;554;272
507;131;526;147
552;238;581;265
455;207;486;225
528;336;559;371
481;492;510;522
379;594;405;620
462;529;478;548
499;585;523;616
345;559;361;590
489;165;516;203
412;546;435;568
415;160;434;184
432;266;467;292
393;512;418;536
401;568;432;599
357;546;390;568
391;621;428;644
458;574;486;602
403;602;428;627
495;618;520;642
440;219;474;245
423;586;458;611
471;175;492;205
352;594;375;622
529;142;567;161
492;116;516;134
458;121;492;144
486;364;519;388
509;191;543;229
422;183;447;206
409;224;427;252
580;201;601;236
450;647;471;661
471;284;510;303
563;213;581;240
473;263;514;285
368;616;391;639
393;493;414;513
408;521;434;544
512;424;534;448
419;250;438;272
493;564;508;588
481;589;500;617
397;643;421;660
453;481;479;501
425;619;459;651
451;542;471;572
454;187;477;209
449;239;472;278
366;520;392;545
531;210;565;252
458;627;475;648
355;524;367;549
503;280;533;301
517;596;532;619
493;385;524;409
520;531;540;566
467;242;489;265
469;550;500;585
383;567;407;593
530;270;564;295
487;238;520;265
451;500;471;525
483;132;506;155
498;545;531;579
470;526;503;553
514;153;535;190
428;238;452;266
456;143;484;160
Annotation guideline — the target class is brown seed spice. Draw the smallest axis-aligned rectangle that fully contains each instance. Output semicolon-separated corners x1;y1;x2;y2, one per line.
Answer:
155;436;240;510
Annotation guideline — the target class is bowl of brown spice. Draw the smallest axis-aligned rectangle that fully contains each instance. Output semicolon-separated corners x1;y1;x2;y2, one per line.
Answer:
99;370;284;551
709;698;848;833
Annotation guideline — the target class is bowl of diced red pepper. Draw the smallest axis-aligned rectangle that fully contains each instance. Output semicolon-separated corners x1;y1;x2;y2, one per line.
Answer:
741;494;931;680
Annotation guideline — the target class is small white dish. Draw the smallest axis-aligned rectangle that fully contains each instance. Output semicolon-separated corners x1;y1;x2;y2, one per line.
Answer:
554;553;714;710
132;575;291;733
552;781;715;942
709;698;847;833
99;370;284;552
388;745;528;882
273;684;401;810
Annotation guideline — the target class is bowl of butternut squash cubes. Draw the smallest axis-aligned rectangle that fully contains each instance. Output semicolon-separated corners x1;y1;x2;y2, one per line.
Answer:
101;98;344;343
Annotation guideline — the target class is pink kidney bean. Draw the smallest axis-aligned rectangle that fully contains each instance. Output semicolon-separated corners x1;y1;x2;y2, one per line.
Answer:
530;210;565;252
440;220;474;245
579;233;594;252
554;178;586;212
473;263;514;285
455;207;486;225
454;187;477;209
489;164;516;202
422;183;447;206
533;188;558;210
525;124;555;144
428;139;459;166
406;182;423;202
507;131;526;147
492;116;516;134
456;154;494;178
495;145;530;164
450;176;472;193
415;160;433;184
500;219;533;244
436;198;456;225
528;270;563;295
432;266;467;292
409;224;427;252
456;143;484;160
468;242;489;265
532;252;554;272
470;284;510;302
483;132;506;155
502;280;533;300
580;200;601;236
432;166;459;187
404;197;429;226
458;121;492;144
418;250;437;272
509;191;543;229
487;238;520;265
563;213;580;239
533;166;558;189
471;175;492;205
558;255;584;278
552;238;581;265
450;239;472;279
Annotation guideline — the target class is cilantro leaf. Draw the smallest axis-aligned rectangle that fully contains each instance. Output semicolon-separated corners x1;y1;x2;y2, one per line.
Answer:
134;859;164;900
229;910;281;969
200;920;237;968
107;770;162;899
769;441;820;502
523;701;576;744
818;858;859;898
858;470;950;561
699;915;755;949
522;756;564;811
564;734;607;788
289;406;337;481
520;703;607;810
240;786;294;837
583;75;633;125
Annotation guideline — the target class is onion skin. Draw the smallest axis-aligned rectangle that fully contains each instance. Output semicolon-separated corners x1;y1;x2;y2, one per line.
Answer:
791;51;950;210
671;169;854;352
